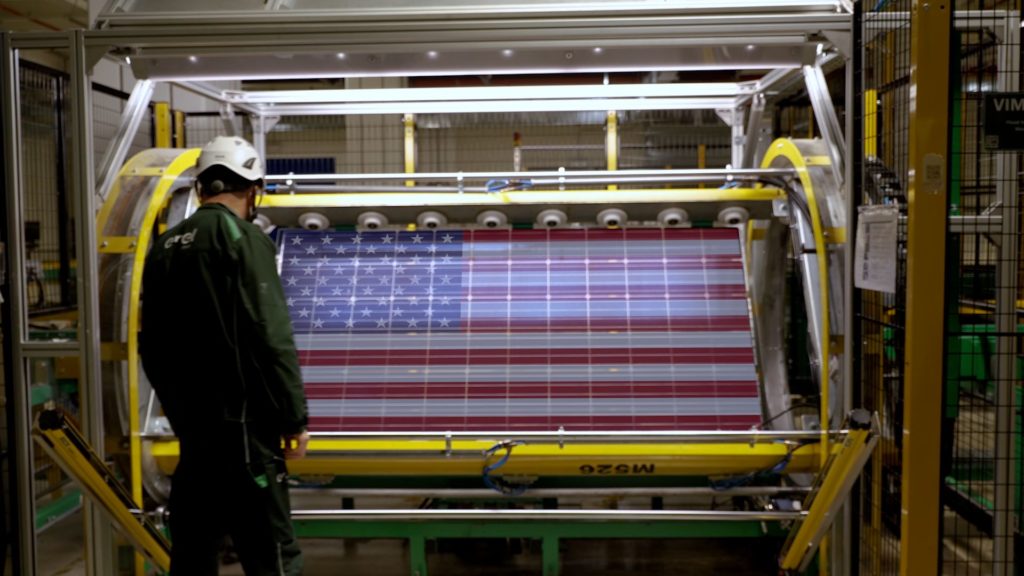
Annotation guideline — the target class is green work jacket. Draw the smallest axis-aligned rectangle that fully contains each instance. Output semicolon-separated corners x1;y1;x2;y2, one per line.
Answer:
141;202;308;464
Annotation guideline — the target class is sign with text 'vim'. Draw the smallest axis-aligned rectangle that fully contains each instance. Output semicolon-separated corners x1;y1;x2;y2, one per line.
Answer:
984;92;1024;151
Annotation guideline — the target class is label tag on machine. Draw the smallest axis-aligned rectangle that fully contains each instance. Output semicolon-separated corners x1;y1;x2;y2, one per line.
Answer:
983;92;1024;150
854;205;899;294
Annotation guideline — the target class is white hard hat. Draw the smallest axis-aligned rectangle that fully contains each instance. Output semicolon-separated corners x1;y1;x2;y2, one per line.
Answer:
195;136;264;183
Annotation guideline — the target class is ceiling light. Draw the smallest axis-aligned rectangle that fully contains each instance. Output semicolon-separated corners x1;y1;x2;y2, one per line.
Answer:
427;51;438;59
239;83;745;104
593;47;603;54
188;55;198;63
336;52;347;60
502;49;514;57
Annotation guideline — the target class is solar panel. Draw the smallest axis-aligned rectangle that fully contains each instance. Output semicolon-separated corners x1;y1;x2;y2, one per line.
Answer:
279;227;761;432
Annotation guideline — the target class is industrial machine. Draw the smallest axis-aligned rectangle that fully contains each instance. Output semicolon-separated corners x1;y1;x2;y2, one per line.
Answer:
87;136;867;574
5;1;881;574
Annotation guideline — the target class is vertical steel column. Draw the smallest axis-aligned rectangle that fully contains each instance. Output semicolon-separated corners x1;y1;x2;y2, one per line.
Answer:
730;109;745;168
837;15;861;575
900;2;950;575
68;30;113;576
248;114;278;168
992;14;1021;574
2;31;35;576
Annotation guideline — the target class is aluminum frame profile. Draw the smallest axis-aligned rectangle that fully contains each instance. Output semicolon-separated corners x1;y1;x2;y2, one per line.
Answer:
89;2;850;80
803;61;846;186
68;29;118;576
96;0;851;27
94;79;155;204
1;30;36;576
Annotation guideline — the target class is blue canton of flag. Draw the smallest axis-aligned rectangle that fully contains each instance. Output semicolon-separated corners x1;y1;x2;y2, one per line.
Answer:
278;230;464;333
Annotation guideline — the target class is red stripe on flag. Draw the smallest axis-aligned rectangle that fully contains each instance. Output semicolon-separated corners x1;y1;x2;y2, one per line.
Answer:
464;284;747;300
308;414;762;432
462;316;753;332
465;228;741;243
304;381;759;399
300;347;755;366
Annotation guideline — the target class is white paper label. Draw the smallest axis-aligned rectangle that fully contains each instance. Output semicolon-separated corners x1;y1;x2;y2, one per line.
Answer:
854;205;899;294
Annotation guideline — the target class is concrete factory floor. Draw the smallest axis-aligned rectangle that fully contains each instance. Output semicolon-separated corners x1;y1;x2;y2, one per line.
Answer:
38;509;779;575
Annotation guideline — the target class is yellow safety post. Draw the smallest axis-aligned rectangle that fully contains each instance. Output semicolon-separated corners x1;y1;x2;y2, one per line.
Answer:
901;2;950;575
33;409;171;572
606;111;618;191
173;110;186;148
697;143;707;188
153;102;172;148
403;113;415;187
864;89;878;158
779;410;878;572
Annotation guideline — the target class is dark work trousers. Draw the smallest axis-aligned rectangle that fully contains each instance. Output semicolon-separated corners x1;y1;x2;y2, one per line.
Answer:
168;451;303;576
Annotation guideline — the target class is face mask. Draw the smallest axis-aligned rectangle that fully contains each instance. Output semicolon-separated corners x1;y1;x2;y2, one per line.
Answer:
247;187;264;223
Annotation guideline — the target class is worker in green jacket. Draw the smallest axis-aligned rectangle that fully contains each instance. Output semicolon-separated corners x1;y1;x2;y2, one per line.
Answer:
141;136;309;576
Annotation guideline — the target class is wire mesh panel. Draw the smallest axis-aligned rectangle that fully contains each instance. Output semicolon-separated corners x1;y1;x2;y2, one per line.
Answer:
19;64;72;318
856;3;912;574
183;114;230;149
417;110;730;173
943;5;1022;575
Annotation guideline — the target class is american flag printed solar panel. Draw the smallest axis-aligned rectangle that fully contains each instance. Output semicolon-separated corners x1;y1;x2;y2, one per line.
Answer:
279;227;762;432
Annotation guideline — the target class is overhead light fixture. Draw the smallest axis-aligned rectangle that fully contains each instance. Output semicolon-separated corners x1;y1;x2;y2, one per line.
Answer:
502;49;514;57
427;51;439;59
125;56;132;65
188;55;198;63
593;47;603;54
336;52;347;60
250;97;737;116
235;82;747;104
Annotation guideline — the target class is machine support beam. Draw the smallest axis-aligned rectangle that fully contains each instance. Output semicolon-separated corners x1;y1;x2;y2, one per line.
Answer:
69;29;113;576
740;94;766;169
94;79;154;204
900;2;950;575
248;114;279;163
1;31;35;576
803;62;846;186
